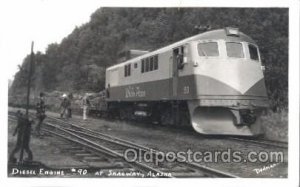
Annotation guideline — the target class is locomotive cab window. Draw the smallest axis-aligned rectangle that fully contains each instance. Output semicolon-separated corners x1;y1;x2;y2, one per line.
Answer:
174;46;185;69
248;44;259;61
226;42;244;58
198;42;219;57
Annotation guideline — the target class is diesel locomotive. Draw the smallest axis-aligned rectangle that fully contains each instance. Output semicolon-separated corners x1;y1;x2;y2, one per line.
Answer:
102;27;269;136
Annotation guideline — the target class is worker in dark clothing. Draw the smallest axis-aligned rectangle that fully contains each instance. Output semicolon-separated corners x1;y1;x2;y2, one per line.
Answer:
9;111;33;163
67;93;73;118
60;94;69;118
106;84;110;98
35;92;46;135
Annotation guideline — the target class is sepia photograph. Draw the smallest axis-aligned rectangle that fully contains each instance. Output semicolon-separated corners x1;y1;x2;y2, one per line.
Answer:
2;0;299;187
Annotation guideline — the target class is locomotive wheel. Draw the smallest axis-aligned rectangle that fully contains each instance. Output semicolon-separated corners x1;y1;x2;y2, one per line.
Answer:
119;109;127;120
160;107;172;126
151;107;161;125
180;109;191;126
119;106;134;120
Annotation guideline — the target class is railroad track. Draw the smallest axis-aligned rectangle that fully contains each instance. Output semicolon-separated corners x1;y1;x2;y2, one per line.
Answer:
8;113;237;178
228;137;288;149
8;109;288;150
9;109;287;177
45;116;238;178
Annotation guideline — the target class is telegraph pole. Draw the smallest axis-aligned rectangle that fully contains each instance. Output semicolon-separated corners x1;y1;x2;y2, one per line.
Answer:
19;41;34;163
25;41;34;117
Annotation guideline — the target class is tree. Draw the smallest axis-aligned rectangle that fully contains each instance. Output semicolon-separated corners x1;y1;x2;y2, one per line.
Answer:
10;8;288;110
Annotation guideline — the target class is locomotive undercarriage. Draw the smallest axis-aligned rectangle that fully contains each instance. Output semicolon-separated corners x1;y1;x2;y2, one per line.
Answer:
107;101;191;127
105;100;263;136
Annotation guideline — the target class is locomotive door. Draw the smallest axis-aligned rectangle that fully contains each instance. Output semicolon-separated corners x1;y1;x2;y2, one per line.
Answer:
172;46;184;97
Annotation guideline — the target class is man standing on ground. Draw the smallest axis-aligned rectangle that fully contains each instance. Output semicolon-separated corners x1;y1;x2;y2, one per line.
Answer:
67;93;73;118
9;111;33;163
35;92;46;135
60;94;68;118
82;94;90;120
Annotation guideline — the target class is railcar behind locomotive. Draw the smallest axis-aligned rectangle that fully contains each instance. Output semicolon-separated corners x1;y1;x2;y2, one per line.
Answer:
103;27;269;136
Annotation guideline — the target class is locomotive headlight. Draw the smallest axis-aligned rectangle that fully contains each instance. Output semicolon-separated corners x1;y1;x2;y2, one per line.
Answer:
225;27;239;36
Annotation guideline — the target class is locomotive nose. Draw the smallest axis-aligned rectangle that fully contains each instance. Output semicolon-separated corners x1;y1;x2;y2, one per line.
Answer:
191;107;262;136
194;60;268;97
230;61;267;96
188;60;268;136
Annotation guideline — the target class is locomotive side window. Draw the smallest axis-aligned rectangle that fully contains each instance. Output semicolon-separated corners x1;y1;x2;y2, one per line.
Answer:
141;55;159;73
249;44;259;61
141;60;145;73
150;57;154;71
146;58;150;72
154;55;158;70
124;64;131;77
128;64;131;76
226;42;244;58
124;65;127;77
198;42;219;57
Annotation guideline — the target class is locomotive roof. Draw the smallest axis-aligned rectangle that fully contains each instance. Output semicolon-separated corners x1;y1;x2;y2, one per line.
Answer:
107;28;257;70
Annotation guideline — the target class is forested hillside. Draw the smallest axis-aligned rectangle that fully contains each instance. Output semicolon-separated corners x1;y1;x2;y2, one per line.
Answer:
9;8;288;111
